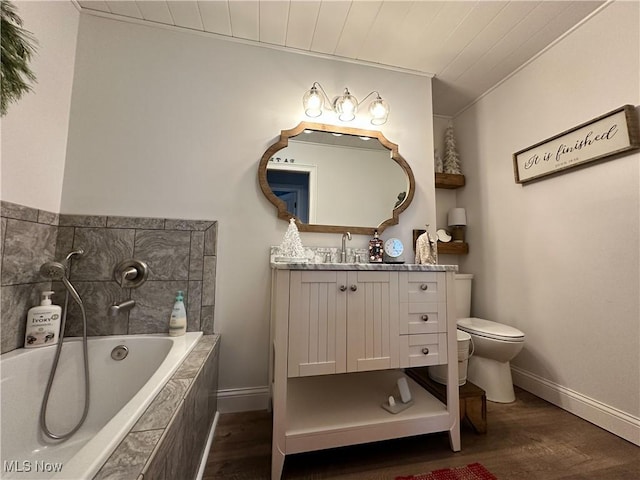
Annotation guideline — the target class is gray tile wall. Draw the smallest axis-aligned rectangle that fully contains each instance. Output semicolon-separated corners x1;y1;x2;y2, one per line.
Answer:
1;202;58;354
1;201;217;354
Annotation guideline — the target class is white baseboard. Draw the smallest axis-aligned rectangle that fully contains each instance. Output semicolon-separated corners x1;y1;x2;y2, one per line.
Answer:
217;386;270;413
511;366;640;446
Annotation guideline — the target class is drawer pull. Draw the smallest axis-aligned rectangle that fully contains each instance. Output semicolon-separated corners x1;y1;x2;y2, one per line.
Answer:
350;285;358;292
339;285;347;292
420;284;428;291
422;347;430;355
421;314;429;321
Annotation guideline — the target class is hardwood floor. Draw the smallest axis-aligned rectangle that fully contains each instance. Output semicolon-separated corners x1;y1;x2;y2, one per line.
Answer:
203;388;639;479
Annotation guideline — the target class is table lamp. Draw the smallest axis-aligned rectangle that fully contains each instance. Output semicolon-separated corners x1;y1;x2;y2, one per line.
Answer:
447;208;467;243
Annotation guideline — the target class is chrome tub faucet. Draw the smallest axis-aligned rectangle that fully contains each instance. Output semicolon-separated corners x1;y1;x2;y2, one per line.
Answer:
108;299;136;317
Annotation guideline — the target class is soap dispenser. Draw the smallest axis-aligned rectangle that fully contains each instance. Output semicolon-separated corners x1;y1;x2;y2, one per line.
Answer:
169;291;187;337
368;230;384;263
24;291;62;348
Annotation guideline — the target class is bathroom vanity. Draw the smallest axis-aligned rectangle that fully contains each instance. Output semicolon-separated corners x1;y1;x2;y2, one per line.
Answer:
269;261;461;480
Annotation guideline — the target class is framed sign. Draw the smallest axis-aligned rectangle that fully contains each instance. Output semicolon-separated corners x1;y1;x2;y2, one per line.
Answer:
513;105;640;184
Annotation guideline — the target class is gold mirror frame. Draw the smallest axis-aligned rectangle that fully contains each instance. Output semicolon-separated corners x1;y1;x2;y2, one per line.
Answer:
258;122;415;234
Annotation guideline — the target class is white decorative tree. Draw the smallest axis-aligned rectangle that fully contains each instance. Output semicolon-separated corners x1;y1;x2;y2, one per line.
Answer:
277;218;307;261
443;124;462;174
434;148;444;173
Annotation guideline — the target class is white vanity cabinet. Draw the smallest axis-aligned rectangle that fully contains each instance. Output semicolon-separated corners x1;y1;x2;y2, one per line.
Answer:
270;264;460;480
288;270;399;376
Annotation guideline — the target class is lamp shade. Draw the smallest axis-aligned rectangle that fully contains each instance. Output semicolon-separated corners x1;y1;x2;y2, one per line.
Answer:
333;88;358;122
447;208;467;227
303;85;324;117
369;96;389;125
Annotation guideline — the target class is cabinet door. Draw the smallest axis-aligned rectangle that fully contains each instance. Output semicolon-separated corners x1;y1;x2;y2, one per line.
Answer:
288;271;347;377
346;271;399;372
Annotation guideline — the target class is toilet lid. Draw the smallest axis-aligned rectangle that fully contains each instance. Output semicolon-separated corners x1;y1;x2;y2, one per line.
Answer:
457;317;525;341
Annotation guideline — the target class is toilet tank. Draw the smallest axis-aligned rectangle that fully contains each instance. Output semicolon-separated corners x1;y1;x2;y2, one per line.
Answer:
454;274;473;319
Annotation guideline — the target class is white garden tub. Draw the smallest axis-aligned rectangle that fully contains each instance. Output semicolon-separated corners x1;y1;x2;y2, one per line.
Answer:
0;332;202;479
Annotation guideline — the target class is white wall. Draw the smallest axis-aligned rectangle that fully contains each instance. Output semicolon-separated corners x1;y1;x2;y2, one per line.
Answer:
61;13;435;407
455;2;639;443
0;1;79;212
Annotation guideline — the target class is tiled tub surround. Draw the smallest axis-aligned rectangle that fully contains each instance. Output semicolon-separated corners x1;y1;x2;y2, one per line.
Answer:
1;202;59;354
93;334;220;480
1;332;204;479
0;201;217;354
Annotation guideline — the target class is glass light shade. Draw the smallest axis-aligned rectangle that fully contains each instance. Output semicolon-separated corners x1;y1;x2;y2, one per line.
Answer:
369;97;389;125
447;207;467;226
334;89;358;122
303;86;324;117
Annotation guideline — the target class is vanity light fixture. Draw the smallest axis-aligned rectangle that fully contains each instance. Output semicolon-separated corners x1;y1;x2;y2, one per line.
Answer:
302;82;390;125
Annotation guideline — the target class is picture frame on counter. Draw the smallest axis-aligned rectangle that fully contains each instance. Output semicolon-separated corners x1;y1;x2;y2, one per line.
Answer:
513;104;640;184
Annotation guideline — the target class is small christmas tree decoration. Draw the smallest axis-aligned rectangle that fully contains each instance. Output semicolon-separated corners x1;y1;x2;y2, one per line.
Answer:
443;124;462;174
434;149;444;173
276;218;308;262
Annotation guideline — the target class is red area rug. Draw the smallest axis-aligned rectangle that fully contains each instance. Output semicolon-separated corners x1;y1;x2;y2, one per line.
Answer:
396;462;497;480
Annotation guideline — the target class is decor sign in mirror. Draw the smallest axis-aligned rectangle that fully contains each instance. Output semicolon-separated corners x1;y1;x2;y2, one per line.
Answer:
258;122;415;234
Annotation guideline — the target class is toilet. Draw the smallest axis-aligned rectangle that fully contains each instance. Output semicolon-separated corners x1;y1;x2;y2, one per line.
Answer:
454;274;525;403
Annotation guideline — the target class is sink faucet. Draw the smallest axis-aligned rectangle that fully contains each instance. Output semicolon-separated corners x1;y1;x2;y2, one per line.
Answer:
341;232;351;263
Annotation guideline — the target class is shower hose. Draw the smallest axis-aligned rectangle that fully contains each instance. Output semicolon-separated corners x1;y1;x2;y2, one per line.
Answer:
39;277;91;440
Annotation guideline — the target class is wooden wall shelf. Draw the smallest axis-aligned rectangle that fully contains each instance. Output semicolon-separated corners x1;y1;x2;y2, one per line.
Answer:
438;242;469;255
435;173;465;189
434;174;468;254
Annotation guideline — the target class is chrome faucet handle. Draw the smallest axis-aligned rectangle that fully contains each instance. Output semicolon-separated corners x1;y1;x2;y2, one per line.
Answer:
324;252;332;263
114;259;149;288
120;267;137;285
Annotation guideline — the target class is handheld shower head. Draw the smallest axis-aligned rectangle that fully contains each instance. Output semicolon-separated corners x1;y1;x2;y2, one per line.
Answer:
39;261;83;306
40;261;68;280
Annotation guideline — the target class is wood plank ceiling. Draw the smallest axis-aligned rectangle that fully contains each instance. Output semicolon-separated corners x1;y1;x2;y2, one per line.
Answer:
76;1;605;117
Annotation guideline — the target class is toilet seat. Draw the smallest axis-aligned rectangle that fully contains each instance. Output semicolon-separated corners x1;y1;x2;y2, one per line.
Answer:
457;317;525;342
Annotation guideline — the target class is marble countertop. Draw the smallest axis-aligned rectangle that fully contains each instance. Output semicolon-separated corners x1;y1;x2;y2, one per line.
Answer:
269;246;457;271
270;261;457;271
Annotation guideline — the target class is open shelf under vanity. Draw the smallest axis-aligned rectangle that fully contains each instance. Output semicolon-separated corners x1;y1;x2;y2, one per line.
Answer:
285;370;450;454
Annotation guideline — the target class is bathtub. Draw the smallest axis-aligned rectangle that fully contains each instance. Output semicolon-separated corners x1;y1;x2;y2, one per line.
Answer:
0;332;202;479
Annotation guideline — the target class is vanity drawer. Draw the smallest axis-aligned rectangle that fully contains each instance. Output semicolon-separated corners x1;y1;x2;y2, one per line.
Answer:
399;333;447;368
399;272;446;303
400;302;447;334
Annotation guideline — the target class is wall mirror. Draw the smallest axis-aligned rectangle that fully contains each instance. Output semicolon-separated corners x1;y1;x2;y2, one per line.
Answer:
258;122;415;234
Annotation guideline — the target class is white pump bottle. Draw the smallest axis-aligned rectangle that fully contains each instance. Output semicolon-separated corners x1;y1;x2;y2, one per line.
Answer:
24;291;62;348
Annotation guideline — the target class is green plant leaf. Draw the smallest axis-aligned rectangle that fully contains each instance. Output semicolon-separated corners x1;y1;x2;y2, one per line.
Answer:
1;0;38;116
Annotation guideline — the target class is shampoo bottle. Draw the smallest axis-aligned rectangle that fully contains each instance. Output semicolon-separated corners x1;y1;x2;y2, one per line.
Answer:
169;291;187;337
24;291;61;348
368;230;384;263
